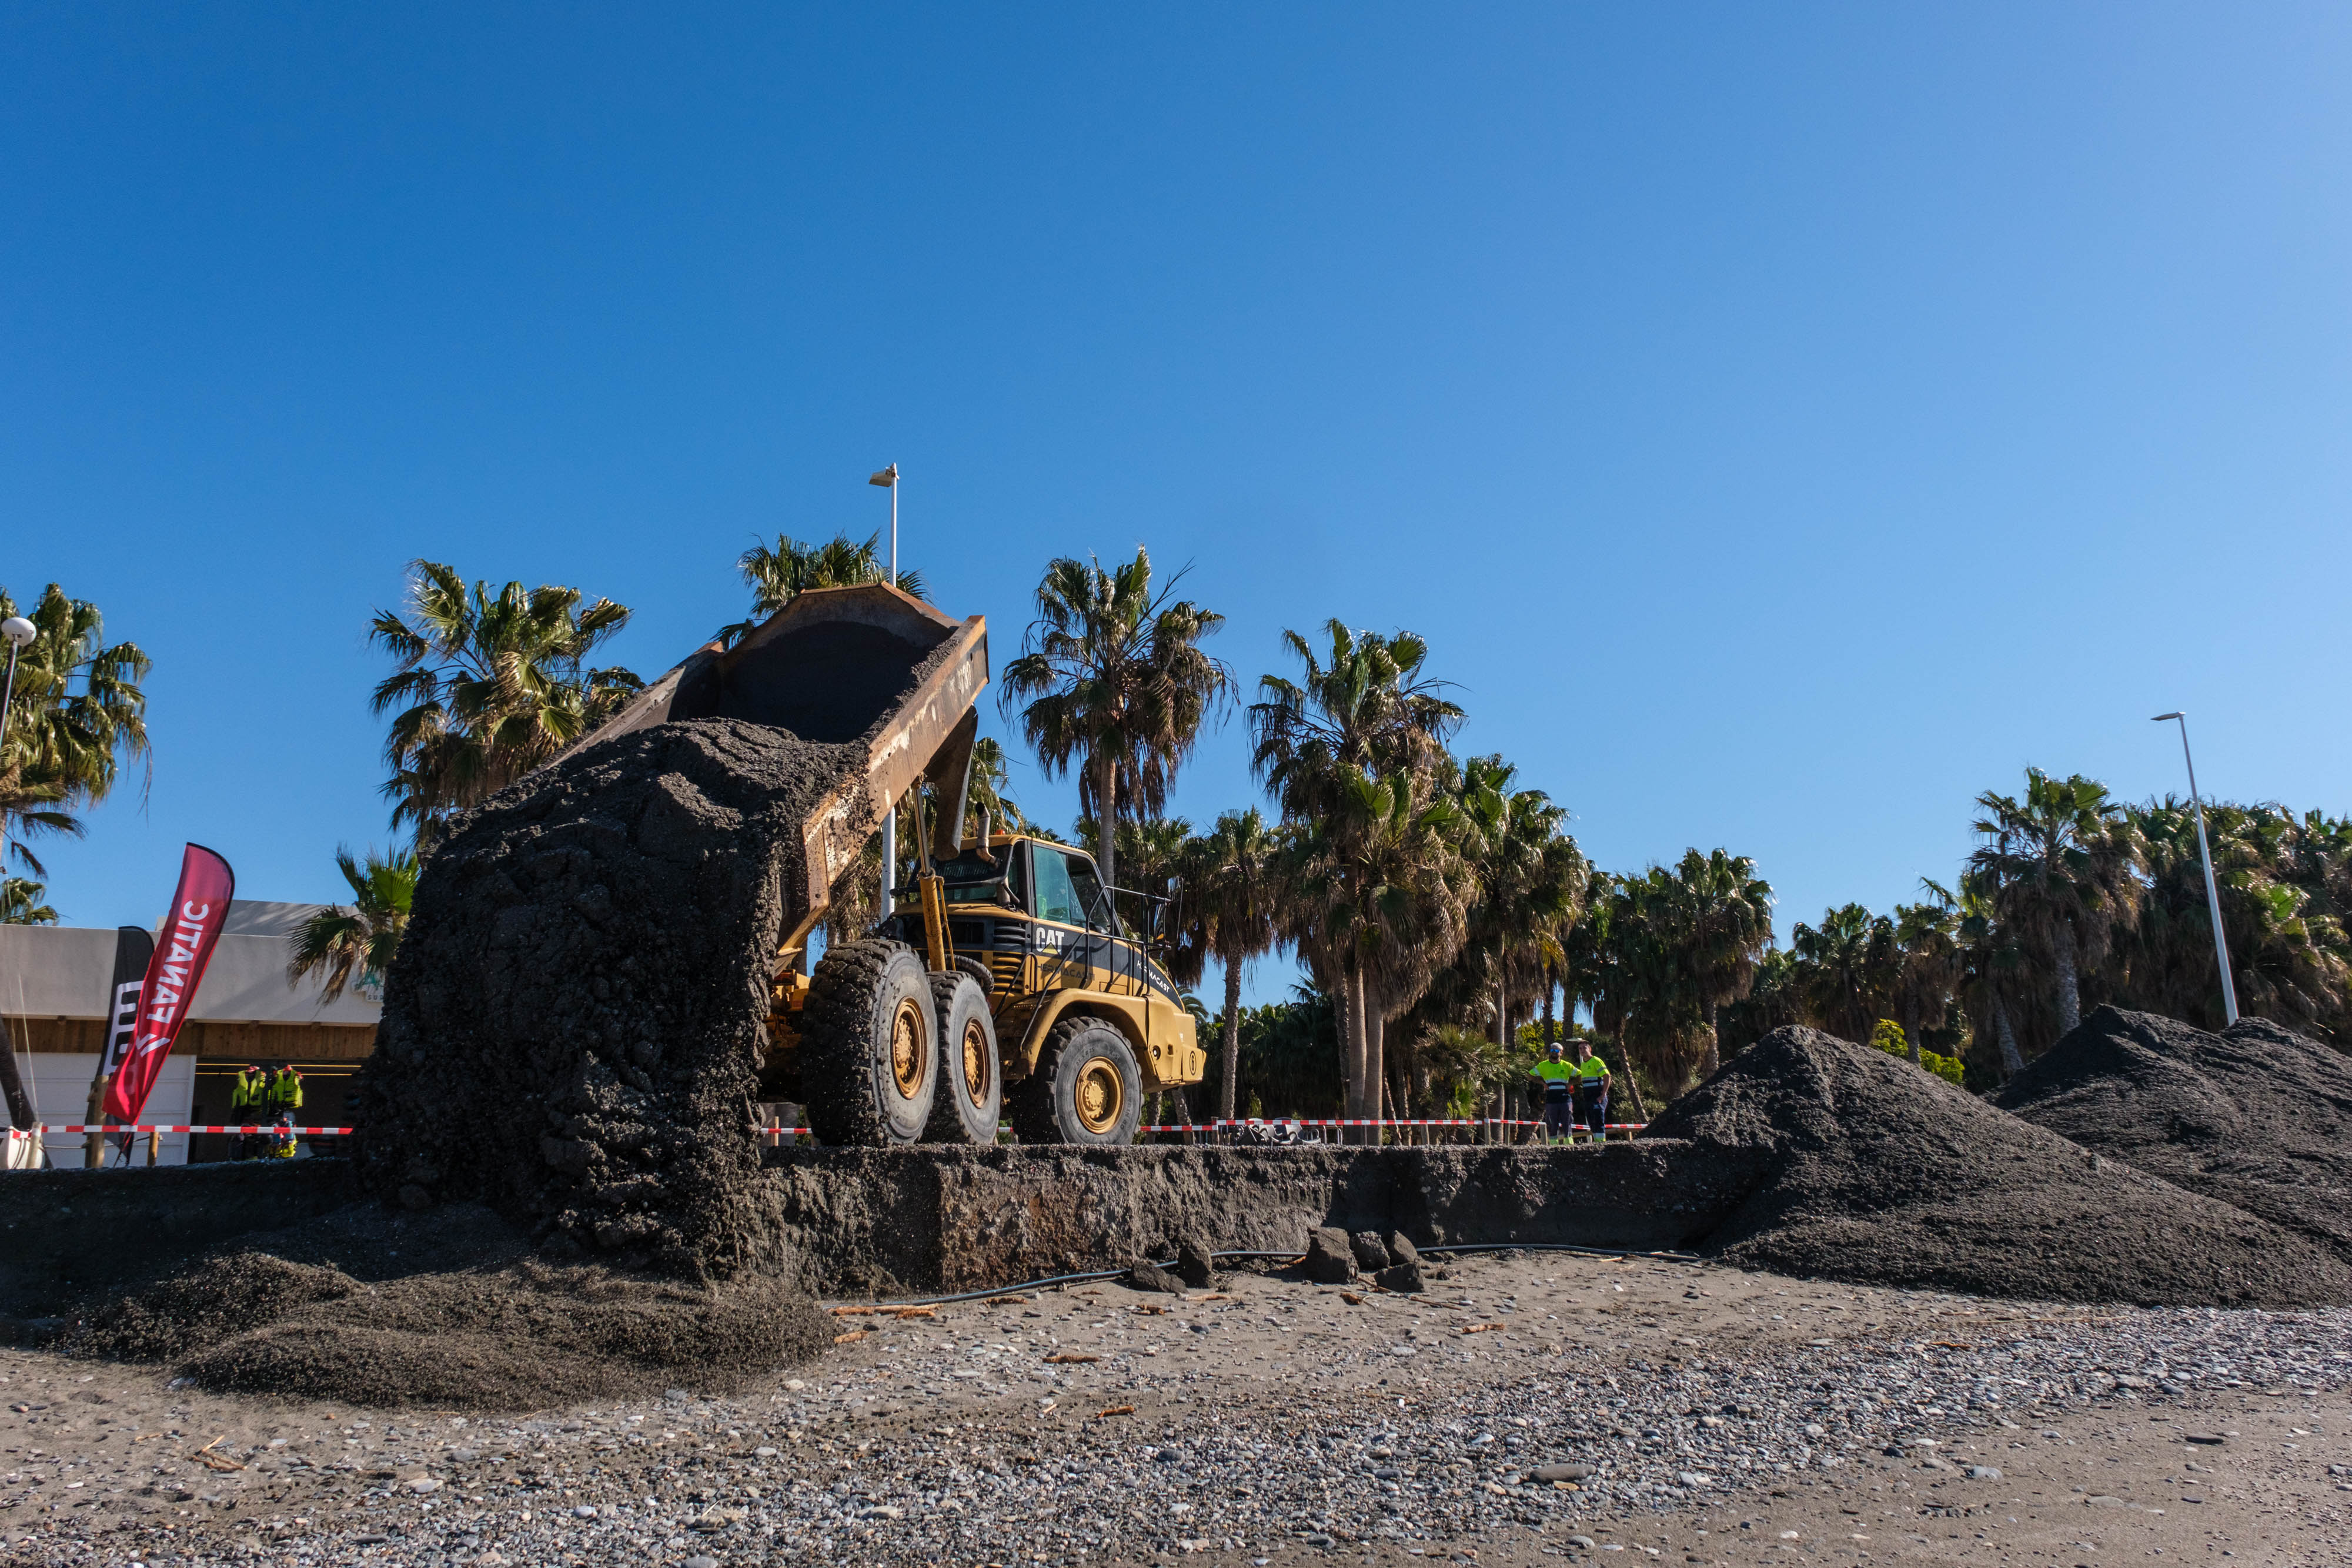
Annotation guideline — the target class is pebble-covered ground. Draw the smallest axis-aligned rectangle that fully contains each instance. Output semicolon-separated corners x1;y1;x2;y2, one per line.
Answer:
4;1250;2349;1566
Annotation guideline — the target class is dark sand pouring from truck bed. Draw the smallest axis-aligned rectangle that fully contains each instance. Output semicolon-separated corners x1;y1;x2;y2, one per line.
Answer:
1651;1025;2352;1306
355;716;874;1278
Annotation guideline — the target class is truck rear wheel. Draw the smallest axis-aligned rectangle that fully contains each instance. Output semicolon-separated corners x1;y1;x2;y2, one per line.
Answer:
802;940;936;1146
921;973;1001;1145
1009;1017;1142;1146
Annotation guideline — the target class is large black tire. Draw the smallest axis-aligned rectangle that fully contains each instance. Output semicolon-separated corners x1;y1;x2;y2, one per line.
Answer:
1008;1016;1144;1146
921;974;1002;1145
801;940;936;1146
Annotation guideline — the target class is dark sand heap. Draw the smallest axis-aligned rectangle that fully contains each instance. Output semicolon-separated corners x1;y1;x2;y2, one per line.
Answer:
357;717;868;1278
1649;1025;2352;1306
62;1203;831;1410
1996;1005;2352;1262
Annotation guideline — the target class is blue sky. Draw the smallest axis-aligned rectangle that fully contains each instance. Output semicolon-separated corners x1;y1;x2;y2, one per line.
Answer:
5;5;2350;1005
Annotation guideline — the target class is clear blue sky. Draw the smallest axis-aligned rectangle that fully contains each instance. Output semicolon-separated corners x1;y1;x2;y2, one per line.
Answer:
5;5;2350;1007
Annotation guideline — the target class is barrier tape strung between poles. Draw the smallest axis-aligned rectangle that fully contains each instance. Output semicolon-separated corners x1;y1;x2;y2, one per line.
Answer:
30;1124;355;1136
756;1118;1650;1141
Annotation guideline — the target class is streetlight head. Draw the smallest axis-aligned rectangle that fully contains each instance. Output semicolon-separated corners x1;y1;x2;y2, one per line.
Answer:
0;618;34;650
868;464;898;488
2151;711;2184;722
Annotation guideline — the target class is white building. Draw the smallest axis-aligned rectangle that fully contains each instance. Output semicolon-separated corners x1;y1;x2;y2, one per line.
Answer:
0;901;380;1165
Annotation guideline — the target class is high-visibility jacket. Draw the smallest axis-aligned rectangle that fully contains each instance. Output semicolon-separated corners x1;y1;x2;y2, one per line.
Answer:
1575;1053;1611;1085
230;1067;267;1113
268;1068;304;1112
1532;1059;1578;1101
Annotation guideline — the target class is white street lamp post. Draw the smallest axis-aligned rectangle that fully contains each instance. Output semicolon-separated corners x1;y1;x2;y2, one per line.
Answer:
870;464;900;920
0;616;35;1141
2151;711;2238;1027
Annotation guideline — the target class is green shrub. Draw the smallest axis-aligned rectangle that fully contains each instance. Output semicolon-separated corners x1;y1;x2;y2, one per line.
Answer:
1869;1017;1964;1085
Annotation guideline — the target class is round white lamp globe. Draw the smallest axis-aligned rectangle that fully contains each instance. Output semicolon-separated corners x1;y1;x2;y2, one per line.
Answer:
0;618;34;650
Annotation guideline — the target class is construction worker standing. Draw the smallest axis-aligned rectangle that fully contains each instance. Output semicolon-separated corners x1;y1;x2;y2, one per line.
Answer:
1530;1042;1579;1144
230;1065;269;1159
1572;1044;1613;1142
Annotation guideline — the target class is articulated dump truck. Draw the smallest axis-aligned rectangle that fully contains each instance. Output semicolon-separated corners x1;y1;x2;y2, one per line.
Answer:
569;582;1206;1148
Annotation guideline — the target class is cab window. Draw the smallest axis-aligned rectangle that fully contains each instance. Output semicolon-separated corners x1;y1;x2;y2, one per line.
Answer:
1030;845;1085;926
935;846;1020;907
1065;853;1120;935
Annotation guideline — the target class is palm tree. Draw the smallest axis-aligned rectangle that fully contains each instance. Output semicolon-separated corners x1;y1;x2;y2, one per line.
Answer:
1250;621;1463;1135
1892;883;1965;1065
716;531;927;647
998;548;1232;893
287;847;419;1002
1655;848;1774;1076
1966;768;2142;1035
2106;798;2348;1044
1789;902;1901;1044
1284;763;1475;1135
0;584;151;875
369;561;642;840
1248;621;1461;815
1953;869;2032;1075
1177;808;1286;1123
1451;754;1586;1074
0;878;58;925
1078;813;1194;940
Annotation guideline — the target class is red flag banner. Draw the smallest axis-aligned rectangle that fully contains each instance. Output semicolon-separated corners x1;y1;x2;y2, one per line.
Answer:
103;845;235;1124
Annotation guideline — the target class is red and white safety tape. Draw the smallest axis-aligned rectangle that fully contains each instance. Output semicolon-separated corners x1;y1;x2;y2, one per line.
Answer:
757;1118;1649;1139
32;1124;353;1135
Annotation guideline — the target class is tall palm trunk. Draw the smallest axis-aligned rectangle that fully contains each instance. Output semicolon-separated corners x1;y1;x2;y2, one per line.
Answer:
1540;968;1556;1049
1218;950;1244;1125
1903;995;1922;1065
2052;920;2081;1035
1703;1000;1722;1078
1091;749;1118;893
1991;989;2025;1076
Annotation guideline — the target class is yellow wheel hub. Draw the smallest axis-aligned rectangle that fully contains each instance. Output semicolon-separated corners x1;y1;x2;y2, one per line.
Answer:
961;1019;992;1104
890;998;928;1099
1073;1055;1124;1135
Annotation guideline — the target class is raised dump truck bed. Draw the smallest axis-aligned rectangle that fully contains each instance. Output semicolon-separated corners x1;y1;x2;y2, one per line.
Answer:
570;581;987;961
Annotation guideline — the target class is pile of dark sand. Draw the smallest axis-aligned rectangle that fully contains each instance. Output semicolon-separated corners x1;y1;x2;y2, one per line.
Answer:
1647;1025;2352;1306
63;1203;831;1410
1996;1005;2352;1261
359;717;871;1277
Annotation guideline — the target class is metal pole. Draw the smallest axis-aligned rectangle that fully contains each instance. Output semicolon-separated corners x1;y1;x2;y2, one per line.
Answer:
2159;713;2238;1026
877;469;899;922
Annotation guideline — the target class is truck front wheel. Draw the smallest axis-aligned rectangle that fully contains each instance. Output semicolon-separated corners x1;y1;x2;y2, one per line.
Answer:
802;940;937;1146
1010;1017;1142;1146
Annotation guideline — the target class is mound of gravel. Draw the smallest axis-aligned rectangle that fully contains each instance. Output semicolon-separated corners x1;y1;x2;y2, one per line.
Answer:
359;717;873;1277
1995;1005;2352;1261
65;1205;832;1410
1646;1025;2352;1306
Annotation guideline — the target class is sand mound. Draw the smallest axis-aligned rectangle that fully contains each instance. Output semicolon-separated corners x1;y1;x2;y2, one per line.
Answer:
358;717;871;1277
1647;1025;2352;1306
1996;1006;2352;1261
63;1204;831;1410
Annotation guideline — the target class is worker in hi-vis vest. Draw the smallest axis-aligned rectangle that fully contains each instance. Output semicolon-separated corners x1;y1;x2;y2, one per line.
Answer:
268;1065;304;1114
1530;1042;1579;1144
1573;1045;1613;1142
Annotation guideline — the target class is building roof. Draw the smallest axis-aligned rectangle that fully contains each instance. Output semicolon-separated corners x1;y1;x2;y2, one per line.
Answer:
0;900;383;1025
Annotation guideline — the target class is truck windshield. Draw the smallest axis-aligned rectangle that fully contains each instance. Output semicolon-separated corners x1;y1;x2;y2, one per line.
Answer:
934;847;1021;907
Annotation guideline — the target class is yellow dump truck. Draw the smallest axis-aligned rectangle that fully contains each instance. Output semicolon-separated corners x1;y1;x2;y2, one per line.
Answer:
568;580;1203;1146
